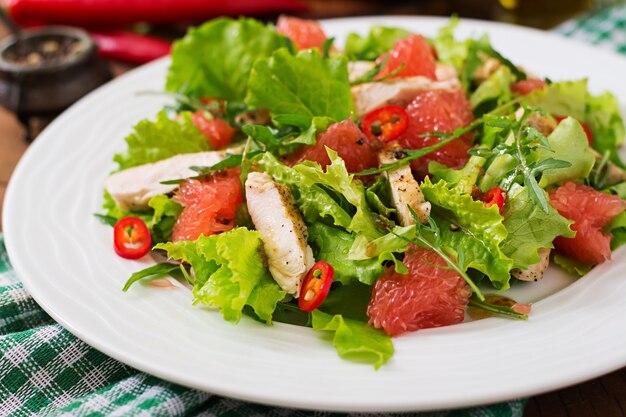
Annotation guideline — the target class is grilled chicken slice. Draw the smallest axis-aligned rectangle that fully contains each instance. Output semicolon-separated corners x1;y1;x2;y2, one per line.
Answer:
379;150;431;225
351;76;461;117
105;148;242;212
245;172;315;296
511;248;551;281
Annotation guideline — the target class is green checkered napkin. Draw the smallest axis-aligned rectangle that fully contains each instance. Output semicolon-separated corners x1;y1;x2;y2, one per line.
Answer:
0;244;525;417
556;3;626;54
7;4;626;414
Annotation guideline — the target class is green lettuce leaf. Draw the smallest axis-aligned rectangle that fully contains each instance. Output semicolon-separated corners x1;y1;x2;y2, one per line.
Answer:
146;195;183;244
318;282;371;322
256;152;353;229
421;178;514;289
432;16;467;71
585;91;626;168
307;223;384;285
114;111;208;171
294;149;383;239
100;192;182;244
156;228;285;324
344;26;411;61
166;18;285;101
608;210;626;250
470;66;514;115
524;79;587;120
501;184;574;268
536;116;595;187
553;253;592;277
246;48;354;124
429;154;487;195
311;310;394;369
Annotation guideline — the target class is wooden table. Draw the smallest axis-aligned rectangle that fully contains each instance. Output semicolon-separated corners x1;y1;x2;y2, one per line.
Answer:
1;13;626;417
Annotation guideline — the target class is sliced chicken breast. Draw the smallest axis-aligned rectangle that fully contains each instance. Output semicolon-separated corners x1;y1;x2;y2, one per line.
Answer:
105;148;241;212
351;76;461;117
379;150;431;225
511;248;551;281
348;61;458;83
245;172;315;296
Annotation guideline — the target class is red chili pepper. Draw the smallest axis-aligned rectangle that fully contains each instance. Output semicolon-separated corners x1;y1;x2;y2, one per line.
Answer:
361;105;409;142
298;261;334;312
6;0;308;26
192;111;236;148
554;115;594;145
113;216;152;259
89;31;170;64
483;187;506;212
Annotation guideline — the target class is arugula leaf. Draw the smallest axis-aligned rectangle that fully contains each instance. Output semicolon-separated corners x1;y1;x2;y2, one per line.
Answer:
166;18;285;101
307;223;385;286
311;310;394;370
113;111;208;171
246;48;354;124
421;178;514;290
156;228;285;324
122;263;185;291
501;184;574;269
344;26;411;61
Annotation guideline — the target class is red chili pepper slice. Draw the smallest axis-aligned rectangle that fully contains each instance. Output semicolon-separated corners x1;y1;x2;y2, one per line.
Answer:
113;216;152;259
361;105;409;142
298;261;334;312
483;187;506;212
554;115;593;145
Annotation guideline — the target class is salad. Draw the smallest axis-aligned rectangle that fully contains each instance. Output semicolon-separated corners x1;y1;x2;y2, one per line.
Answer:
100;16;626;369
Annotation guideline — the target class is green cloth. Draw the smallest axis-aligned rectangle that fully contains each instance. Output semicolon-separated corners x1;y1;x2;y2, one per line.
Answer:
0;254;525;417
556;3;626;54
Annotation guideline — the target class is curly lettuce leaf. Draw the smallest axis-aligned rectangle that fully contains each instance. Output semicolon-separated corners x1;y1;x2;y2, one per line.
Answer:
255;152;353;229
311;310;394;369
421;178;514;289
166;18;285;101
432;16;467;70
113;111;208;171
294;149;382;239
586;91;626;168
429;154;487;195
307;223;384;285
501;184;574;268
156;228;285;324
246;48;354;124
524;79;587;119
536;116;595;187
344;26;411;61
553;253;592;277
608;210;626;250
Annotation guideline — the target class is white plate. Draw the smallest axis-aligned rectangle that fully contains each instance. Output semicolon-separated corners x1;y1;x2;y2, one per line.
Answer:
4;16;626;413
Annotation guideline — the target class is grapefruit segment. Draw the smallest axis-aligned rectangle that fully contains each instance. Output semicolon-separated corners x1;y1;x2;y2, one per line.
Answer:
397;89;474;175
367;245;471;336
285;119;381;173
549;182;626;265
276;15;328;51
375;34;437;80
171;169;243;242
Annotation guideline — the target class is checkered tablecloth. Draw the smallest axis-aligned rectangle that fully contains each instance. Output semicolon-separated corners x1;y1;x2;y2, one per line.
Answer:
2;4;626;416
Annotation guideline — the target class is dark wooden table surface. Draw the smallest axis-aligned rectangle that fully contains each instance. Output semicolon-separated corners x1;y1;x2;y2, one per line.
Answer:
1;3;626;415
